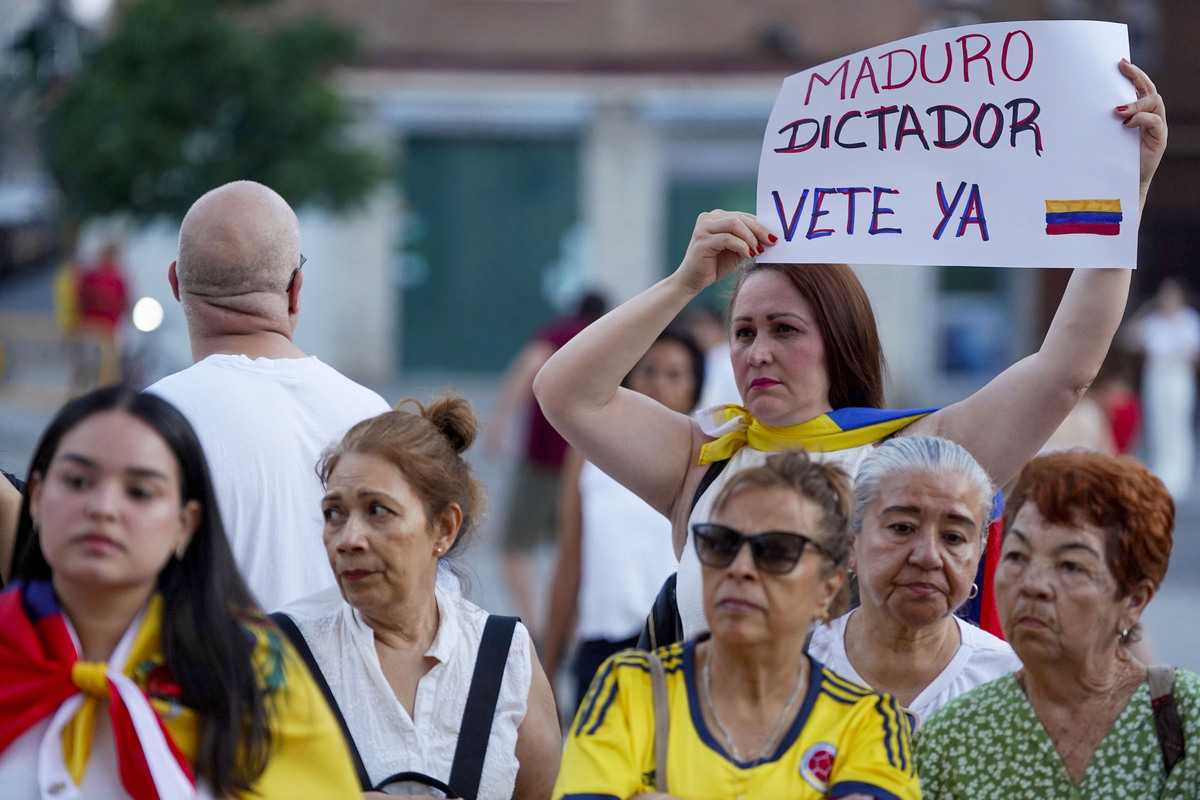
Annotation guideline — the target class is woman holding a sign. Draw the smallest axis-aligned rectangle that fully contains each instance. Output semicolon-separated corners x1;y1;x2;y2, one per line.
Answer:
533;59;1166;645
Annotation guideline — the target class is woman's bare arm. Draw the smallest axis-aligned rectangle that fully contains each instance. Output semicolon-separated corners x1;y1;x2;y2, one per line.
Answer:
541;449;585;687
533;212;775;516
513;637;565;800
911;60;1167;486
0;476;21;581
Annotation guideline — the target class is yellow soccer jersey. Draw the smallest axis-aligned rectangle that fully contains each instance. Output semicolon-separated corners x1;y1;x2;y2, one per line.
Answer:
553;640;920;800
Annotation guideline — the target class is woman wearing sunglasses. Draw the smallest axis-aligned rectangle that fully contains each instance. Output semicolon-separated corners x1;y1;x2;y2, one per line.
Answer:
808;436;1020;730
553;450;919;800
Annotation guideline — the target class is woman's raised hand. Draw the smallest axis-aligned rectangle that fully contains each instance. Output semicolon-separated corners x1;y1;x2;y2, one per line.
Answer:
1115;59;1167;203
676;210;777;293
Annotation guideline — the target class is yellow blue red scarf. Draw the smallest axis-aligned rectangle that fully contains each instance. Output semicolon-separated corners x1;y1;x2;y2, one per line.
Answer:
697;404;936;464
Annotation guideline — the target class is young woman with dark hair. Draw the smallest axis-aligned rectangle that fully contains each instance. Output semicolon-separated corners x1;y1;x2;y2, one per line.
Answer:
0;385;359;798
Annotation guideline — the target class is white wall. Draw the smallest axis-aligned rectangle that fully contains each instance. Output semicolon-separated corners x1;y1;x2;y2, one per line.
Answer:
294;187;398;382
582;95;665;302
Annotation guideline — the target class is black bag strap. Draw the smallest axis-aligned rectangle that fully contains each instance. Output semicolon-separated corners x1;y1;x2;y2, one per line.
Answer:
691;458;731;514
449;614;519;800
369;771;459;797
637;573;680;651
646;650;669;793
270;612;372;790
1149;664;1186;777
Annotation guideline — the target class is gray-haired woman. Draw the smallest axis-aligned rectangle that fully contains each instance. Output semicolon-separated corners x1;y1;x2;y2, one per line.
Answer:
808;436;1020;728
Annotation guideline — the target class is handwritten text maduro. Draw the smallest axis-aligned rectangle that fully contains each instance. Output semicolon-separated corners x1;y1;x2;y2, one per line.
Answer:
776;29;1043;157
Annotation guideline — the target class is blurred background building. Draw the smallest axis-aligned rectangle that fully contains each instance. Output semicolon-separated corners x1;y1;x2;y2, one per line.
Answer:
0;0;1195;408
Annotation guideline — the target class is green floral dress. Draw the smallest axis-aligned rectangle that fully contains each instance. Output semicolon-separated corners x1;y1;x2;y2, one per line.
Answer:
915;671;1200;799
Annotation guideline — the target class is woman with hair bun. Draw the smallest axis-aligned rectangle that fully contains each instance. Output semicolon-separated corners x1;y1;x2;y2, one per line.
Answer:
277;393;561;799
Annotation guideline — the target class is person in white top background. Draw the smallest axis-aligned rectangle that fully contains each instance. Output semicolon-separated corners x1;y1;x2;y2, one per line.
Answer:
1131;277;1200;497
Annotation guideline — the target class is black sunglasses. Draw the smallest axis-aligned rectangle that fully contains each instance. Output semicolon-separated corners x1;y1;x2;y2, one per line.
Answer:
285;254;307;292
691;522;828;575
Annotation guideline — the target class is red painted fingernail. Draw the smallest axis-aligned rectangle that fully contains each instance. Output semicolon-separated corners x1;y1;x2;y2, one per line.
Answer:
1116;105;1128;112
768;234;778;243
757;245;765;254
1123;117;1131;125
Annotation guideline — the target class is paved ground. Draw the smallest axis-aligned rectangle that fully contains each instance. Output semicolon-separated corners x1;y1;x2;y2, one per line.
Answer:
2;263;1198;672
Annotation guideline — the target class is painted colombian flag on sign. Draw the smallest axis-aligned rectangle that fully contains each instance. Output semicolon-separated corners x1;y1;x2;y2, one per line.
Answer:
1045;199;1122;236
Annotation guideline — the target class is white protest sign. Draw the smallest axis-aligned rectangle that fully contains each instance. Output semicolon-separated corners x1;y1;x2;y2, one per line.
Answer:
756;20;1139;268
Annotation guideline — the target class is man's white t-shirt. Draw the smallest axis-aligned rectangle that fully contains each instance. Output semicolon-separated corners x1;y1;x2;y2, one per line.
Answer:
148;354;391;610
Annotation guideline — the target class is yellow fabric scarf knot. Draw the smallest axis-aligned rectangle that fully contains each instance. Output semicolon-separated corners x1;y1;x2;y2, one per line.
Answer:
71;661;110;698
62;596;169;787
65;662;111;784
696;404;933;464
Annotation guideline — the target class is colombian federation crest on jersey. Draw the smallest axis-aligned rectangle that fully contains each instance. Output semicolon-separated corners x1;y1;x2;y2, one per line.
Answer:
800;742;838;792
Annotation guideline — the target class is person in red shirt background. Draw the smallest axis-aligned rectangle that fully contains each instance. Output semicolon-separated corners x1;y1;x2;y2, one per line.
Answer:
76;240;131;387
1094;347;1144;456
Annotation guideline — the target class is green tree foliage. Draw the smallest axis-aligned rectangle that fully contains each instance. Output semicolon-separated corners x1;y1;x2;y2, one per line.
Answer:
40;0;383;222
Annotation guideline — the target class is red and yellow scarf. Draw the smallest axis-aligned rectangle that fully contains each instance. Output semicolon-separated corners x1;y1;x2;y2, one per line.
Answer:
0;581;196;799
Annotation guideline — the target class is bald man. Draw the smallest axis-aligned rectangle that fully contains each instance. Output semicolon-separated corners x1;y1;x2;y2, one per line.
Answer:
146;181;391;610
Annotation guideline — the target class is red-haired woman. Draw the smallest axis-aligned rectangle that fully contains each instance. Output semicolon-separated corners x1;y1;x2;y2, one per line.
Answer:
917;449;1199;797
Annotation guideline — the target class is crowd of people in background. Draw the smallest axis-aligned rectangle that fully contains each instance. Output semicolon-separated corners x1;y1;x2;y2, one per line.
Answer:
0;57;1194;800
